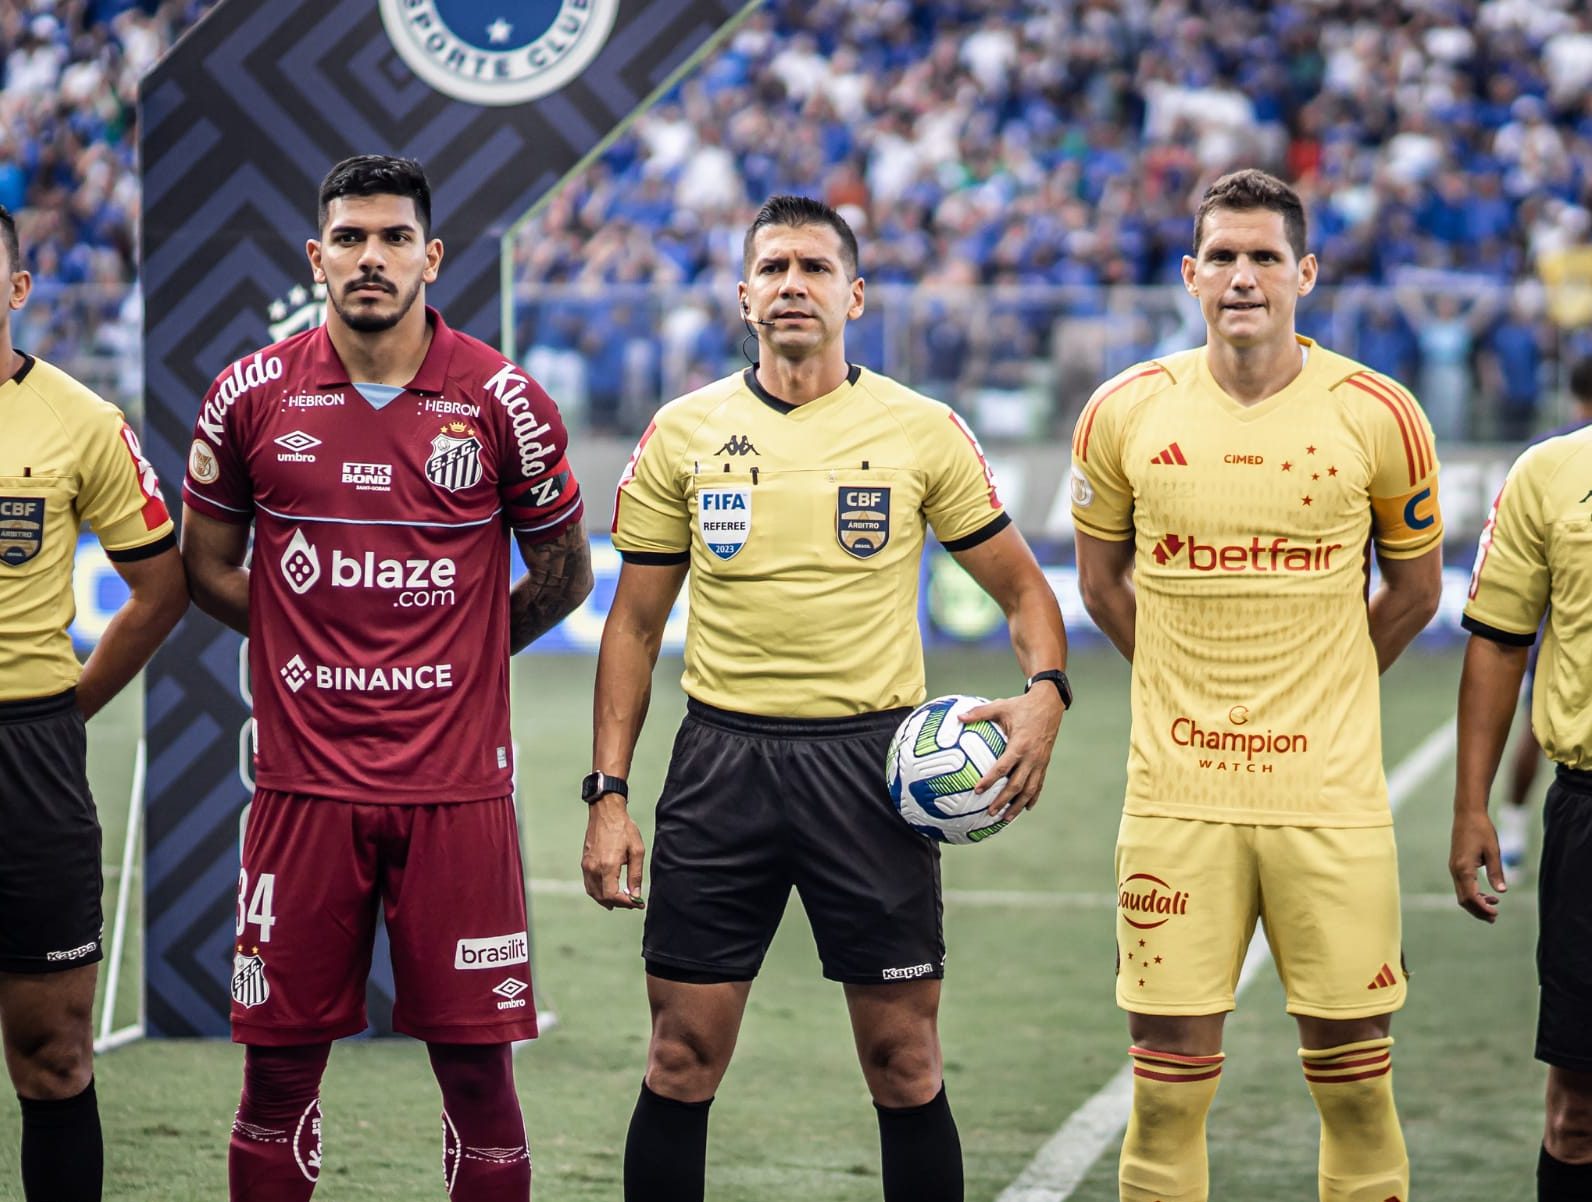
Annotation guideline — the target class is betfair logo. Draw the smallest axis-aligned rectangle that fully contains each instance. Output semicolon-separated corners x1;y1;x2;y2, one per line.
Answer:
1152;533;1343;571
715;434;759;456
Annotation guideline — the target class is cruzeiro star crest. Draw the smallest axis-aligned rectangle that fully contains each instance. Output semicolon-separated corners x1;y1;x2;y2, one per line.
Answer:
379;0;621;106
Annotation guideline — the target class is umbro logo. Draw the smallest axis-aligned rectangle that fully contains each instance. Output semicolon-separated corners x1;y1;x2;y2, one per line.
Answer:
715;434;759;456
1150;442;1187;465
491;978;528;1000
1366;962;1398;990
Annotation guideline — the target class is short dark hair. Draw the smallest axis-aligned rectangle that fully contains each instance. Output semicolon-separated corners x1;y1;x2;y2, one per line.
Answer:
0;206;20;277
742;195;859;279
1570;356;1592;406
318;154;432;237
1192;169;1309;261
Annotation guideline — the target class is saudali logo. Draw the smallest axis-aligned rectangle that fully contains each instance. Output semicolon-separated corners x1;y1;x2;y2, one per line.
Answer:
379;0;621;108
699;487;751;560
715;434;758;456
0;497;45;566
837;487;891;558
426;421;484;492
1151;533;1343;571
1117;873;1189;930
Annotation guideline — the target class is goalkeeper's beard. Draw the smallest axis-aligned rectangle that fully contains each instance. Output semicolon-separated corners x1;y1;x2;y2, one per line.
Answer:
329;276;424;334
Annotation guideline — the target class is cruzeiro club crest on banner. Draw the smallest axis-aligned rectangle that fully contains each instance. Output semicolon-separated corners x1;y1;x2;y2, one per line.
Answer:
231;947;270;1009
837;486;891;558
698;487;751;560
427;421;484;492
379;0;621;107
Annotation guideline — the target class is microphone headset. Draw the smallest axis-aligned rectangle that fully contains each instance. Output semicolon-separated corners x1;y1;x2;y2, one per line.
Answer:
741;301;776;327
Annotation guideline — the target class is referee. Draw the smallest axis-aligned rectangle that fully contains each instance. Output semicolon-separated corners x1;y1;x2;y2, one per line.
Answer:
1451;422;1592;1200
0;204;187;1201
582;195;1068;1202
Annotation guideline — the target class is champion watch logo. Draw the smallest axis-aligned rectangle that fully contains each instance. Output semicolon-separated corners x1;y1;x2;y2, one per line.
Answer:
379;0;621;107
1150;442;1188;465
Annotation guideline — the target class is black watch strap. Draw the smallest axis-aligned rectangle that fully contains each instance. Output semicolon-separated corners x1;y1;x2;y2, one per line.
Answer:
581;770;628;804
1025;668;1072;709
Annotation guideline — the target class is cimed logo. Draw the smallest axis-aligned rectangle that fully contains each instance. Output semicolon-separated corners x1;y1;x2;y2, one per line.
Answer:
379;0;621;107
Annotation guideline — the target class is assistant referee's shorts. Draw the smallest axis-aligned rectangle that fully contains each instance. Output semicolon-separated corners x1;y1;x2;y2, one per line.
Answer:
1537;764;1592;1072
0;689;104;973
643;699;944;986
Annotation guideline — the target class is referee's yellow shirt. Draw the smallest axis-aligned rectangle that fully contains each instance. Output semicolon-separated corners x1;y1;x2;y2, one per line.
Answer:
0;354;174;703
1464;426;1592;771
612;365;1008;718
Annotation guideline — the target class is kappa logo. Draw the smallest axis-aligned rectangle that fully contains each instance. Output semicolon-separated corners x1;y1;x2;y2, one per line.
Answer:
837;486;890;558
1150;442;1188;465
426;421;484;492
379;0;621;108
0;497;45;566
698;487;751;560
715;434;759;456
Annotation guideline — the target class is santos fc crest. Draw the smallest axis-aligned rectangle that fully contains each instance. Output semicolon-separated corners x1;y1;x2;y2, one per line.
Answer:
427;422;484;492
231;948;270;1009
837;487;890;558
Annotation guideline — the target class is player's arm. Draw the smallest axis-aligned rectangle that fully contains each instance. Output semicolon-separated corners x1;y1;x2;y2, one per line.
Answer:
509;521;594;654
75;545;187;720
583;559;688;911
1076;530;1136;660
1449;634;1529;923
180;505;251;635
953;525;1067;817
1367;544;1442;672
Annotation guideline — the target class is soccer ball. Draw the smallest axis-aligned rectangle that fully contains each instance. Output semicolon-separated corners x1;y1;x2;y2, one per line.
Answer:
885;695;1010;844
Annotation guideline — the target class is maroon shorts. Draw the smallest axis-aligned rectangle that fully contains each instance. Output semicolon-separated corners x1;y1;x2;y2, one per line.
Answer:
230;791;537;1046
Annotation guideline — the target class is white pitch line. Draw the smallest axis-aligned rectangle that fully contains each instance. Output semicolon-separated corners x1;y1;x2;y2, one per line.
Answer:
995;717;1458;1202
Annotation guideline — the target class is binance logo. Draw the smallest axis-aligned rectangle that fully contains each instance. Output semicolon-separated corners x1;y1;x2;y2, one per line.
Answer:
715;434;759;457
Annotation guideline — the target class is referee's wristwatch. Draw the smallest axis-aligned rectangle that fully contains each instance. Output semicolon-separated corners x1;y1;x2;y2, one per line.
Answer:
581;771;629;804
1025;669;1072;709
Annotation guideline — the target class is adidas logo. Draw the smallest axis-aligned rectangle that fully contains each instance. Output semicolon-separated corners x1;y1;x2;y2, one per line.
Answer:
1150;442;1187;465
1367;962;1398;990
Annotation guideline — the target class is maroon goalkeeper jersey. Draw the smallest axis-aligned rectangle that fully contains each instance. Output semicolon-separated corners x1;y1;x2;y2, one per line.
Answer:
183;308;583;802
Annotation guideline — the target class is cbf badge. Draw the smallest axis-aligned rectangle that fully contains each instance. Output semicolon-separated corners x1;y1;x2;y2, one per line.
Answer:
837;487;890;558
0;497;44;566
379;0;621;107
698;487;751;560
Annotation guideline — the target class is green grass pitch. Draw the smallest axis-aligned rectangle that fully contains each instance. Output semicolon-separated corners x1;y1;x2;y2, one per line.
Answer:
0;644;1546;1200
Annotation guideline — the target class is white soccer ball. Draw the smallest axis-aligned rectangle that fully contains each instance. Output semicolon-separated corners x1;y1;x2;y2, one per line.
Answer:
885;694;1010;845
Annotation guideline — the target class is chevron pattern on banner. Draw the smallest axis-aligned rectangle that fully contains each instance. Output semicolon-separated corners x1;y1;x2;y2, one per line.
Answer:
140;0;750;1037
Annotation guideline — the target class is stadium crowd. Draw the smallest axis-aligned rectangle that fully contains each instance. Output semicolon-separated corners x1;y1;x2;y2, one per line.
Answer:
1;0;1589;439
514;0;1592;440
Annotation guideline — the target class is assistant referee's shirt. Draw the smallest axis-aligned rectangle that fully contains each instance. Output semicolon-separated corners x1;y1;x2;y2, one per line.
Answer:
0;353;174;702
612;365;1008;718
1464;425;1592;770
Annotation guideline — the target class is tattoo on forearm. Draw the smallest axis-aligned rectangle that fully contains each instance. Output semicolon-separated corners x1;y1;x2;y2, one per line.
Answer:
510;524;594;652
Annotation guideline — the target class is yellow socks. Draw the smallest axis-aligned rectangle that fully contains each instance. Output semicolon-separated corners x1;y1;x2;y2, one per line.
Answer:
1119;1046;1224;1202
1299;1037;1409;1202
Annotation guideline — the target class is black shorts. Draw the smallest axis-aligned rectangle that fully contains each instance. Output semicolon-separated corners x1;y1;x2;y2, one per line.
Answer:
0;689;103;973
643;700;943;986
1537;764;1592;1071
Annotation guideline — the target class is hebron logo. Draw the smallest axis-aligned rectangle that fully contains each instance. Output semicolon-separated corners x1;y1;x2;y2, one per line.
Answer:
455;932;529;971
1152;533;1343;571
1150;442;1187;465
1118;873;1189;930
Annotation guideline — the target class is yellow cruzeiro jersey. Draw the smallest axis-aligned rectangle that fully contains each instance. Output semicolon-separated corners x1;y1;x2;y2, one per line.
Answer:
1071;337;1442;826
612;365;1007;717
1464;427;1592;771
0;354;174;703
